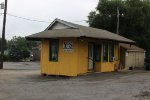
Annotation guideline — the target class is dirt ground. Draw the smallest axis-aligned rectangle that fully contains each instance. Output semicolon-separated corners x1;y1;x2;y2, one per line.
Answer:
0;62;150;100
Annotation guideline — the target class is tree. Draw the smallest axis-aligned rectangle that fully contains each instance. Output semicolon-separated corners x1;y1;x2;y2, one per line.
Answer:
7;36;39;61
88;0;150;52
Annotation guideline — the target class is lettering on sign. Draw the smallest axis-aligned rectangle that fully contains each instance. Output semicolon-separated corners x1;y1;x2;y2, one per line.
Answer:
63;41;73;52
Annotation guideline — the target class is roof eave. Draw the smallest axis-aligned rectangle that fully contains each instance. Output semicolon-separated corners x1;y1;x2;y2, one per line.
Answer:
81;36;135;44
25;37;42;41
25;36;80;41
26;36;135;44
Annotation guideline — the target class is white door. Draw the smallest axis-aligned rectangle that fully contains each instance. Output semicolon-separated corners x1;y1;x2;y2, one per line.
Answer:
88;43;94;70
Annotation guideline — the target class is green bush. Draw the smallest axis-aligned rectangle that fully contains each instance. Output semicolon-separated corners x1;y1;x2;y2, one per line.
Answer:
0;54;9;61
3;54;9;61
7;37;30;62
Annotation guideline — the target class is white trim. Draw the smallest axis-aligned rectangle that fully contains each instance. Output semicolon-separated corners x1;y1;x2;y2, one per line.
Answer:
127;50;145;52
45;18;78;30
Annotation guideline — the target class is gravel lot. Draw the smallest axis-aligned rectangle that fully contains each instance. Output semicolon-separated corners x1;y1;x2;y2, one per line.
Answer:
0;62;150;100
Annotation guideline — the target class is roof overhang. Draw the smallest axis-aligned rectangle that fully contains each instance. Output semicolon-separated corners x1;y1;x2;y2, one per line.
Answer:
120;43;144;52
26;19;135;45
26;36;135;44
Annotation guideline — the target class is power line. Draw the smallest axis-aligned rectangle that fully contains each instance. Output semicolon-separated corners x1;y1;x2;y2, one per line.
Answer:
0;12;88;23
7;13;51;23
6;13;87;23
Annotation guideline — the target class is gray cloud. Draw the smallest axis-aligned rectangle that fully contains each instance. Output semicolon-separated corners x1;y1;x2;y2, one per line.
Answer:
0;0;98;40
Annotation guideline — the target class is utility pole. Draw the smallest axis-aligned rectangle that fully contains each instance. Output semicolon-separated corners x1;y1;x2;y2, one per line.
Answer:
116;7;120;34
0;0;8;69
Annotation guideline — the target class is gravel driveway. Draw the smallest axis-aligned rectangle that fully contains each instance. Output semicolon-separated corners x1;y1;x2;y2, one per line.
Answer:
0;62;150;100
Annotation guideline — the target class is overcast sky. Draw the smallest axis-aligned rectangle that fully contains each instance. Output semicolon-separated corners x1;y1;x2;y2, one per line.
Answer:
0;0;99;40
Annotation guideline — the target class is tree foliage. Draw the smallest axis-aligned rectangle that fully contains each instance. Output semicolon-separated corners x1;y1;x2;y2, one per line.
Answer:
7;36;39;61
88;0;150;51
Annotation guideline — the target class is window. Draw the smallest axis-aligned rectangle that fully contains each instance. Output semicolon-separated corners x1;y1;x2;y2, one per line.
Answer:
95;45;101;62
109;43;115;62
49;39;59;61
115;44;119;60
103;43;108;62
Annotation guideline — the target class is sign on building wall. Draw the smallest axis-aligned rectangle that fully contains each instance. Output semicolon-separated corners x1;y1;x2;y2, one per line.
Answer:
126;52;129;56
63;41;73;52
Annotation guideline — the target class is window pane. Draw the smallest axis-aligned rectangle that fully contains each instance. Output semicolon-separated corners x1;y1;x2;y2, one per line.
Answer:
49;40;59;61
89;45;93;58
95;45;101;62
109;44;115;62
103;43;108;62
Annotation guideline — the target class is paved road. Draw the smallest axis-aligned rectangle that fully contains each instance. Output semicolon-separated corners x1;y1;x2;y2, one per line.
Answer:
3;62;40;70
0;62;150;100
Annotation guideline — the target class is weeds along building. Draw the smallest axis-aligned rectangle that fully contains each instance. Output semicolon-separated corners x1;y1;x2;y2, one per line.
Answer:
26;19;135;76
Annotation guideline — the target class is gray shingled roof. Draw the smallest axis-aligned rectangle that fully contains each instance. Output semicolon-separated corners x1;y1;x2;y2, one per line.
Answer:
120;43;144;52
26;19;135;44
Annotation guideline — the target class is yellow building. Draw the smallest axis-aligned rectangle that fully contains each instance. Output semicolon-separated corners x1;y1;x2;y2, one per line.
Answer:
26;19;135;76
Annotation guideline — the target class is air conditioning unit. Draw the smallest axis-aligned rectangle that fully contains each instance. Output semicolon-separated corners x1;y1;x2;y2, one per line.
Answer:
111;57;116;61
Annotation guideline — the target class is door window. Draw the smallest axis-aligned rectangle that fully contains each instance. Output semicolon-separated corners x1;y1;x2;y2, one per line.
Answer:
88;44;94;70
103;43;108;62
95;45;101;62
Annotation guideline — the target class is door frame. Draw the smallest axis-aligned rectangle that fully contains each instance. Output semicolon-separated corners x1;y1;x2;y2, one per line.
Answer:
88;42;95;71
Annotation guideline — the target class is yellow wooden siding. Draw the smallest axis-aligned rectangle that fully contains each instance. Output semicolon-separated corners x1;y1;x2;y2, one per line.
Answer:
100;43;119;72
40;38;120;76
77;39;102;73
77;39;119;73
41;38;78;76
77;40;88;74
95;63;101;72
